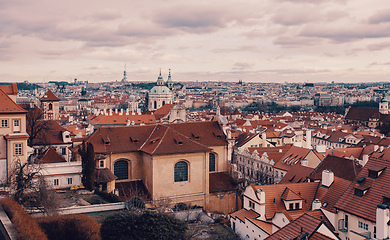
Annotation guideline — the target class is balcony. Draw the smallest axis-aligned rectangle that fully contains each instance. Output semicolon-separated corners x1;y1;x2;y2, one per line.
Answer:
338;219;348;232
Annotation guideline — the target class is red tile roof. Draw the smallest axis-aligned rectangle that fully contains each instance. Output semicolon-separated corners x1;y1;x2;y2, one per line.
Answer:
0;89;27;114
86;121;227;155
335;157;390;222
249;182;319;220
0;83;18;95
40;90;60;102
38;147;66;164
264;213;337;240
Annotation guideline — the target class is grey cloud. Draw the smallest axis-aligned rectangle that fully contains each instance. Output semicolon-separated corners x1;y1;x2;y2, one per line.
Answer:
232;62;253;70
89;10;122;21
300;24;390;42
370;61;390;66
367;42;390;51
273;36;320;47
369;9;390;24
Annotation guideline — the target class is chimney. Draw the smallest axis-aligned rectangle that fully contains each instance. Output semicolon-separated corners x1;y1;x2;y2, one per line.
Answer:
312;199;321;210
126;109;129;115
316;145;326;154
306;130;312;149
322;170;334;187
380;146;384;152
109;109;113;116
126;119;130;126
115;108;118;114
376;204;390;239
374;145;379;152
262;133;267;147
362;154;369;167
119;109;123;115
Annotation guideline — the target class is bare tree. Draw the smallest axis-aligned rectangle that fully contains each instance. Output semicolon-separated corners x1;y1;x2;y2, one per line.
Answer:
8;159;60;215
26;105;53;147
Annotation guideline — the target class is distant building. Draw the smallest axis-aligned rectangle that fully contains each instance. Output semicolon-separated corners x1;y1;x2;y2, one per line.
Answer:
147;70;174;111
40;90;60;120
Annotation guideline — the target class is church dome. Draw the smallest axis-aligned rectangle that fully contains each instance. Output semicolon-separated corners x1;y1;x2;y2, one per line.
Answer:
149;85;172;95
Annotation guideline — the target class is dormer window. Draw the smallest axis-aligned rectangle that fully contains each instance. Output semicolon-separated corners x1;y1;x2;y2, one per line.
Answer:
368;166;386;179
174;138;183;145
130;136;139;143
355;185;370;197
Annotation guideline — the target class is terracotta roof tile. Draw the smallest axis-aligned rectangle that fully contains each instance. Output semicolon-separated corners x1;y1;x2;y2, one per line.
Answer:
38;147;66;164
0;89;27;114
40;89;60;102
0;83;18;95
335;157;390;222
96;168;117;183
309;155;362;181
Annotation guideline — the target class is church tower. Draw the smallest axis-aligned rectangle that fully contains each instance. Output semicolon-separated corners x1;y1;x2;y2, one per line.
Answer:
379;93;389;115
40;90;60;120
148;69;174;111
166;69;174;90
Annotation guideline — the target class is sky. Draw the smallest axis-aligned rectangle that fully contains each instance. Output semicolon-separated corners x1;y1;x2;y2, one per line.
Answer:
1;0;390;83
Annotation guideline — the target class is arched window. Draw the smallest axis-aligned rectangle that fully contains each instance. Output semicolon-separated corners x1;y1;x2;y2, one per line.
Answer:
154;101;157;109
48;103;53;110
209;153;216;172
174;161;188;182
114;160;129;180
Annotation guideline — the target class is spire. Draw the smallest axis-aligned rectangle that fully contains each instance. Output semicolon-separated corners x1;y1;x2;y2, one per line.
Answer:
166;68;173;90
122;63;127;82
157;68;164;86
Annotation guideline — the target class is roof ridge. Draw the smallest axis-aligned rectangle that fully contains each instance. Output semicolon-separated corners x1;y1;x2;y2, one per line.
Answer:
138;124;159;152
150;125;169;155
0;88;27;113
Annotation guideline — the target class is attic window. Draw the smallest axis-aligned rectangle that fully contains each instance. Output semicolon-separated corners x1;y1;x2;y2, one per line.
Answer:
150;138;159;144
130;137;139;143
213;132;223;138
368;166;386;179
174;139;183;145
191;133;200;140
355;185;370;197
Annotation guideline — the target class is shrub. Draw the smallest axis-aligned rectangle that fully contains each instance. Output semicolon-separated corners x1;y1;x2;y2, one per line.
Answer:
173;202;189;211
0;197;48;240
127;196;145;210
37;214;101;240
94;190;121;203
100;211;187;240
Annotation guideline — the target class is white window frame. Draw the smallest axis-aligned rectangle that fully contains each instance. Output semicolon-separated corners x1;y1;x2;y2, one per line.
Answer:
13;119;20;127
14;143;22;156
54;179;59;186
67;178;73;185
1;119;8;128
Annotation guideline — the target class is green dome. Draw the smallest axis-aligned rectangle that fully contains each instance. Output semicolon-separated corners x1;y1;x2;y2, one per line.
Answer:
149;85;172;95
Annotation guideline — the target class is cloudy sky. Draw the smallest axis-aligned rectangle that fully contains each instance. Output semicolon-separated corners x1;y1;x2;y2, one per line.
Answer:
1;0;390;83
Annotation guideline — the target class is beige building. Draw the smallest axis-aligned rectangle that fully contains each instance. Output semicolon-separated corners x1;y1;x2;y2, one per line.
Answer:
82;121;238;213
0;88;29;185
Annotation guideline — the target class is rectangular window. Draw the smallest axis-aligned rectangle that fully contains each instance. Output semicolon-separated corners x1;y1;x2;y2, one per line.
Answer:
1;119;8;128
289;203;294;210
54;179;59;186
358;221;368;231
99;160;105;168
62;147;66;155
295;203;300;209
13;119;19;127
67;178;72;185
14;144;22;155
249;200;255;209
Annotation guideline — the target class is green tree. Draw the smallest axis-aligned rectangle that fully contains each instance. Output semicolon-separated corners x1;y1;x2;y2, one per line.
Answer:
100;211;187;240
78;141;96;190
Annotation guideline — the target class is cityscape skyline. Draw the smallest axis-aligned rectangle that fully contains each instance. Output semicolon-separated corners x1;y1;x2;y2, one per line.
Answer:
1;0;390;83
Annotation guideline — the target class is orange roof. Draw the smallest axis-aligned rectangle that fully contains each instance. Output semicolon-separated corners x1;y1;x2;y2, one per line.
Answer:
39;147;66;164
88;113;155;126
40;90;60;102
153;104;175;120
250;182;319;220
230;208;273;235
0;89;27;114
0;83;18;95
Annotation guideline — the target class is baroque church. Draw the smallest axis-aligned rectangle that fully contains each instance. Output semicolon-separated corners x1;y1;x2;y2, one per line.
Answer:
147;69;174;111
